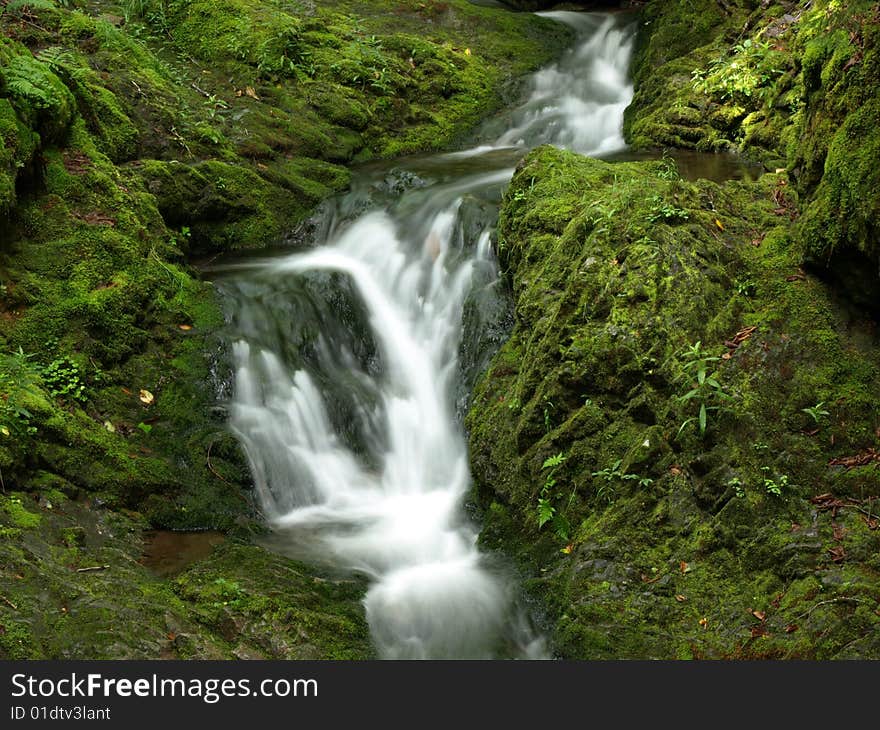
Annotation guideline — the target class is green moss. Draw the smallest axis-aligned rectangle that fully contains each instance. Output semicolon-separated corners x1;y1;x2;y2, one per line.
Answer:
468;147;880;658
1;493;42;529
628;1;880;271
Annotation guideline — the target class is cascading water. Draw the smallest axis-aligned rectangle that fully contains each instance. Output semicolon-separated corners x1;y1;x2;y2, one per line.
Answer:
221;12;635;659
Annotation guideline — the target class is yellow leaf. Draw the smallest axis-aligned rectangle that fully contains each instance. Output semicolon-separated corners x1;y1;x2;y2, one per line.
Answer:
464;48;471;56
245;86;260;100
103;421;116;433
178;324;192;331
715;218;725;231
0;425;9;437
139;389;155;405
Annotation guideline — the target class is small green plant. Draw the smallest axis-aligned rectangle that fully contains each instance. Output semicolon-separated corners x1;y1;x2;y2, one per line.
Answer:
727;476;745;499
210;577;246;607
735;278;757;298
676;340;732;438
0;348;41;440
591;459;653;503
657;151;680;181
40;357;86;403
536;452;572;540
801;401;830;425
761;467;789;497
506;396;522;413
691;37;785;104
136;422;153;435
543;400;555;433
647;195;689;224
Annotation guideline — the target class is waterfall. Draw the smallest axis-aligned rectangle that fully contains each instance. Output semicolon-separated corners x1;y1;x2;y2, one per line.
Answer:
223;12;636;659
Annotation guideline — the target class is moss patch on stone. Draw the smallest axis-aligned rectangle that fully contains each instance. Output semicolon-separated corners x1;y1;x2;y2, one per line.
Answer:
467;146;880;658
625;0;880;274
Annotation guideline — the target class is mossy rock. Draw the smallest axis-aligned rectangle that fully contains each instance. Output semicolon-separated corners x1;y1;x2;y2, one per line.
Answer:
467;146;880;658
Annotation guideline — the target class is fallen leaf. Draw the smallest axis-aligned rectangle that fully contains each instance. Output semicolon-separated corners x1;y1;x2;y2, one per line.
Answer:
698;617;708;629
828;546;846;563
464;48;471;56
751;610;766;622
121;387;132;395
177;324;192;331
245;85;260;100
785;624;799;633
750;625;769;638
832;523;846;542
560;543;574;555
0;426;9;437
679;561;691;574
669;465;682;477
139;389;155;405
715;218;725;231
103;421;115;433
675;594;687;603
774;168;786;174
167;632;176;641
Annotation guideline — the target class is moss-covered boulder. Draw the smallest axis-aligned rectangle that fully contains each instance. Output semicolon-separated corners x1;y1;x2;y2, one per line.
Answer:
625;0;880;277
0;491;371;659
467;146;880;658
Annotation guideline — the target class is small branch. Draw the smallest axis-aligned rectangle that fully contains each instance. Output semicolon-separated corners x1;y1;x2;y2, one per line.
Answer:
190;81;211;99
1;594;18;610
206;438;231;485
795;597;867;621
75;565;110;573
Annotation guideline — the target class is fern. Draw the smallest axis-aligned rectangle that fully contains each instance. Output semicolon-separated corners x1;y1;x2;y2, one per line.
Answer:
37;46;86;83
3;56;62;110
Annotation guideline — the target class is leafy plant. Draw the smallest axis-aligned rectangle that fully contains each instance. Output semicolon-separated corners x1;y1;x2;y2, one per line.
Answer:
0;348;41;440
727;476;745;499
691;37;786;104
657;152;680;181
647;195;689;224
543;400;555;433
735;277;757;298
676;340;732;438
40;357;86;402
536;452;572;540
591;459;653;503
761;467;789;497
802;401;830;425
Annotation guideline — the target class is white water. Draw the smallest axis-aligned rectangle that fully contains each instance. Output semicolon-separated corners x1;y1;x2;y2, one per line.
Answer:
227;12;635;659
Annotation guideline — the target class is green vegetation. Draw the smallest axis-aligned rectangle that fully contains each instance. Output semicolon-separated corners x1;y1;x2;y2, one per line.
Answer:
0;0;571;659
625;0;880;274
675;340;732;438
467;145;880;659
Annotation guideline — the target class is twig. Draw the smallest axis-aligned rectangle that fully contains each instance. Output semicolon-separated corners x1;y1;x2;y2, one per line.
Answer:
206;438;231;485
794;597;867;621
75;565;110;573
1;594;18;610
190;82;211;99
0;464;5;494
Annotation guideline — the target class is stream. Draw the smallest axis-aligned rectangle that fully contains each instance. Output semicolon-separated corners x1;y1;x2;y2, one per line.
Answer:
218;11;637;659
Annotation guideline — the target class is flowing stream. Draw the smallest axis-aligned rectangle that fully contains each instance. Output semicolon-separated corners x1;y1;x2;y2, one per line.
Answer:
219;12;636;659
